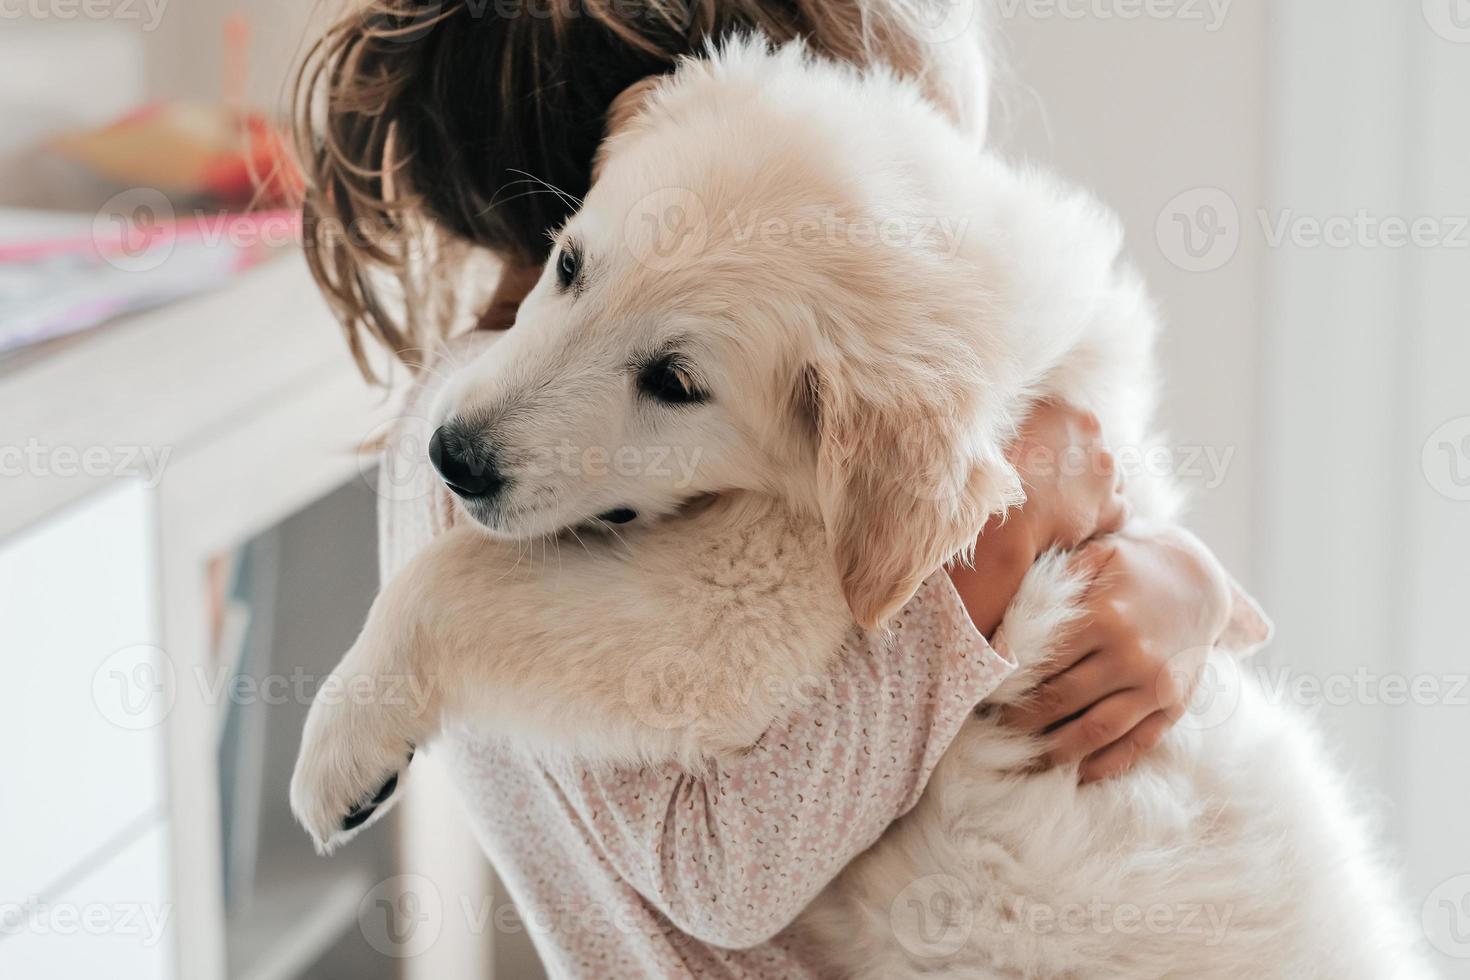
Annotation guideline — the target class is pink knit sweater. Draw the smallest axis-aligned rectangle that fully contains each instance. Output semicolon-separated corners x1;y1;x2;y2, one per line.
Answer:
378;338;1016;978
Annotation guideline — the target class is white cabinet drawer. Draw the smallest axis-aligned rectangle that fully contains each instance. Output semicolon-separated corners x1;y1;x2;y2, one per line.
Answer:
0;482;167;905
0;819;174;980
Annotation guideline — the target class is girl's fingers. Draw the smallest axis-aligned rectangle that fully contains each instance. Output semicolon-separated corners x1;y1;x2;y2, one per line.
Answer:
1001;652;1129;733
1041;689;1154;767
1097;494;1130;536
1078;710;1174;783
1069;536;1121;582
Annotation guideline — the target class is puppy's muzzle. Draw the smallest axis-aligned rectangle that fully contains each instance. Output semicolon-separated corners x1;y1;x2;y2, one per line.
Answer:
429;424;504;500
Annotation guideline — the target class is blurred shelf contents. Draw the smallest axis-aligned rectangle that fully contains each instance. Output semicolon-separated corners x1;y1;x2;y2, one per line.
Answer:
0;12;301;357
0;206;299;356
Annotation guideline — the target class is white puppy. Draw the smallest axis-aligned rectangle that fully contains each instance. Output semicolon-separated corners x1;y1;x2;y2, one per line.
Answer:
292;39;1430;978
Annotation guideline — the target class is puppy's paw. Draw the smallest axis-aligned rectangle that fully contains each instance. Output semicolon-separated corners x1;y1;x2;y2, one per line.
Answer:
290;685;419;854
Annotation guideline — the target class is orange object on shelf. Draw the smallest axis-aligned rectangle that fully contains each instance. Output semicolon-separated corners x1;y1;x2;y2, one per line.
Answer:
44;13;301;208
48;103;300;207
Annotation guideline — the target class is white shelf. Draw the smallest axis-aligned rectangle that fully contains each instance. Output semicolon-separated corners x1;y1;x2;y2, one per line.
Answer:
0;241;492;980
0;254;386;540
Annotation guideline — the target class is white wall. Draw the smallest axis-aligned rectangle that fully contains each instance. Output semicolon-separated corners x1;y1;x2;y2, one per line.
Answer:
993;0;1268;585
1261;4;1470;974
3;0;323;111
995;2;1470;974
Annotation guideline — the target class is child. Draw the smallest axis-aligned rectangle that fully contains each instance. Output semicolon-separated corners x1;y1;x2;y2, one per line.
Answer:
295;3;1236;974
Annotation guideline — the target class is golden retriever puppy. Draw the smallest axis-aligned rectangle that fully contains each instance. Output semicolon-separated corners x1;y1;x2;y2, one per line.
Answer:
293;39;1430;978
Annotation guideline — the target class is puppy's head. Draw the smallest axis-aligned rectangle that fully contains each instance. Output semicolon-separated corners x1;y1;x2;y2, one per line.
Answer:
433;39;1022;628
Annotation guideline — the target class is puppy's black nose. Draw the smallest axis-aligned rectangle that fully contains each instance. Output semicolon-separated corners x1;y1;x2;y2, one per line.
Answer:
429;425;502;499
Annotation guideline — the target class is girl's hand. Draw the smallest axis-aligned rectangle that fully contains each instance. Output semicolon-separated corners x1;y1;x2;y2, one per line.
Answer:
1001;527;1234;782
948;402;1128;637
1006;401;1130;555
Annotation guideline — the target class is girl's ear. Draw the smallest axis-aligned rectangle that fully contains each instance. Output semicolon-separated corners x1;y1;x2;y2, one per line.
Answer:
809;358;1022;631
593;75;666;182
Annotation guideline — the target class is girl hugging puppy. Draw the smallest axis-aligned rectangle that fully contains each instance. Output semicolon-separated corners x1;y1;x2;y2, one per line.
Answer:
293;2;1238;975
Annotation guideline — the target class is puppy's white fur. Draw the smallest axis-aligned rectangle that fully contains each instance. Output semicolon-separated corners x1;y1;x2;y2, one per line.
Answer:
292;40;1430;977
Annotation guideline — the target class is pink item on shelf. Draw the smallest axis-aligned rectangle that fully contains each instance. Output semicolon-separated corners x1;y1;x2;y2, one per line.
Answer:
0;208;302;355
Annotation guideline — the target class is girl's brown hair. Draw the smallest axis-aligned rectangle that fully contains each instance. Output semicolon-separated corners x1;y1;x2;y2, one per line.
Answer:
293;0;960;379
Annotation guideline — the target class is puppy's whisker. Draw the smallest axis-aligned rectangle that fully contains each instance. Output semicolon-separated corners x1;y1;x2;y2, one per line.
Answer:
504;169;583;211
565;524;598;560
479;187;572;217
588;516;630;551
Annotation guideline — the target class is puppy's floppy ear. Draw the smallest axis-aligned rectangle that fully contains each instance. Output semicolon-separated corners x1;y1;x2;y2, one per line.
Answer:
808;357;1023;631
593;75;665;182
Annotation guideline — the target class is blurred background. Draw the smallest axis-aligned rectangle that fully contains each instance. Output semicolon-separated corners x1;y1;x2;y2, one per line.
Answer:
1;1;1466;977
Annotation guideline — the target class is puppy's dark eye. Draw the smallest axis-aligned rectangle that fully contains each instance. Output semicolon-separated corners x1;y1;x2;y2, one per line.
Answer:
556;244;580;291
637;354;708;406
